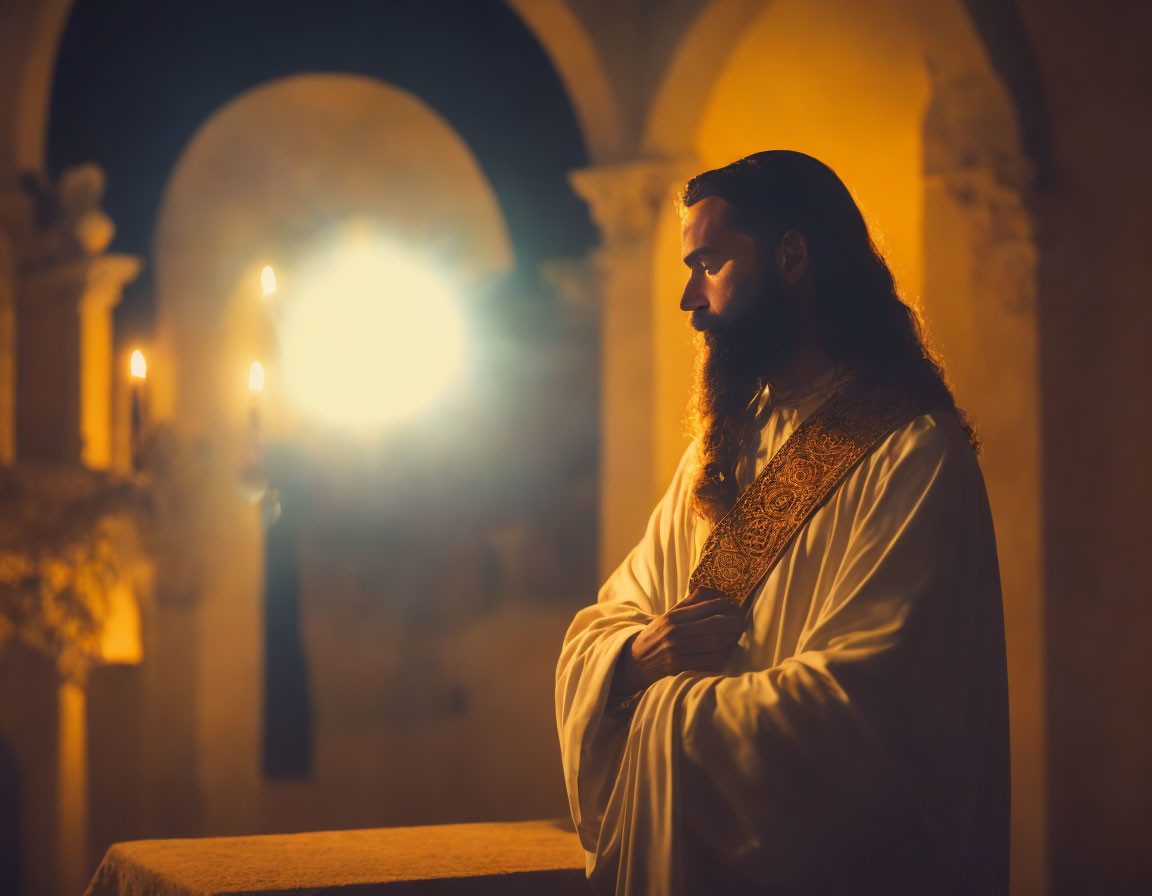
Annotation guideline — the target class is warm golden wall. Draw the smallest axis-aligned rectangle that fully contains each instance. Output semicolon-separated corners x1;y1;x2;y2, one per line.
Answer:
1016;0;1152;890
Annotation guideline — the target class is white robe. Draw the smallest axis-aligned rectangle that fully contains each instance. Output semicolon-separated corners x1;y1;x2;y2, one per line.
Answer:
555;373;1010;895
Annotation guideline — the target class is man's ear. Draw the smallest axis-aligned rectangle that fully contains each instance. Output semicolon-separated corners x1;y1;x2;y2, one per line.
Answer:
777;230;809;285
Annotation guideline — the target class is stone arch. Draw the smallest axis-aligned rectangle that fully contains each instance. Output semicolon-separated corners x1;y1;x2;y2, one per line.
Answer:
642;0;766;161
503;0;626;162
39;0;594;281
18;0;600;837
152;73;513;429
638;2;1045;892
9;0;75;172
15;0;609;183
148;72;515;833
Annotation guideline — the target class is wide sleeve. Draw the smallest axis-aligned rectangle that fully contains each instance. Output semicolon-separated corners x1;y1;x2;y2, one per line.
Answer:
672;413;1009;891
555;442;701;856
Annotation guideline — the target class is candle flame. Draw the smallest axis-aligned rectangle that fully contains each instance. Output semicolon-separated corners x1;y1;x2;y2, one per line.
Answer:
130;350;147;380
260;265;277;297
248;361;265;393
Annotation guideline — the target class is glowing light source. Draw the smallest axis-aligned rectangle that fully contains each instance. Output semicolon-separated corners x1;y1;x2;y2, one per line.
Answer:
278;227;468;431
260;265;277;297
129;349;147;379
248;360;265;393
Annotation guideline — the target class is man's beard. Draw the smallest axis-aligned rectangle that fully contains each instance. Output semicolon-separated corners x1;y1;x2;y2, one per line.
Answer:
688;277;804;524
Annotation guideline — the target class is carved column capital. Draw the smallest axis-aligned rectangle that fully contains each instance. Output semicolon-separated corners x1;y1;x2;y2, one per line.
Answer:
2;165;141;465
568;157;699;249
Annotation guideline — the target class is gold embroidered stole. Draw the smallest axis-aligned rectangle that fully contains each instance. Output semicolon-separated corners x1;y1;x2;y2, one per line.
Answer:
606;377;930;714
688;377;930;610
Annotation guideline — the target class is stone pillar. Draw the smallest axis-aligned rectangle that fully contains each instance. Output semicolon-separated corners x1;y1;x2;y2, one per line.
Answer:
0;165;141;896
16;254;139;466
56;677;88;896
922;70;1046;896
568;158;697;579
79;255;139;470
16;259;85;463
0;232;14;465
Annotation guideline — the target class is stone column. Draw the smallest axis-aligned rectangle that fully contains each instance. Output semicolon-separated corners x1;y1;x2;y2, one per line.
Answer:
0;165;142;896
568;157;696;579
922;69;1046;896
16;259;86;463
0;232;14;465
79;255;140;470
56;676;88;896
17;254;139;467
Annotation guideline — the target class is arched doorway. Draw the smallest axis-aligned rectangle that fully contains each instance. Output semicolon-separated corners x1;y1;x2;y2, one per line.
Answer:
149;70;533;832
29;0;601;841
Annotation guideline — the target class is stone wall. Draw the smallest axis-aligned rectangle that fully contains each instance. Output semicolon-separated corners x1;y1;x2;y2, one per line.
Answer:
1017;1;1152;892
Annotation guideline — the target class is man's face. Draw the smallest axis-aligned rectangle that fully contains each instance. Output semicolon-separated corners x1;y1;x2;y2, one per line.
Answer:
679;195;803;379
679;196;766;332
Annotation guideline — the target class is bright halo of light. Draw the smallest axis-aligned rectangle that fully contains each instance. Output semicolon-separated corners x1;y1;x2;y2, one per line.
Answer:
279;230;468;432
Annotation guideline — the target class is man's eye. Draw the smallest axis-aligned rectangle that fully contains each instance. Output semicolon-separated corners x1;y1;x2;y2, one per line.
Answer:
703;262;721;275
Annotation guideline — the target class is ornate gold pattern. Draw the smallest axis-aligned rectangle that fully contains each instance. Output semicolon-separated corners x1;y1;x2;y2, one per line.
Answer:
607;378;929;715
688;378;929;609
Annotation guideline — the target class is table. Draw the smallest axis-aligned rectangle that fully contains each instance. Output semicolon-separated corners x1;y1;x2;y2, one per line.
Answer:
84;818;591;895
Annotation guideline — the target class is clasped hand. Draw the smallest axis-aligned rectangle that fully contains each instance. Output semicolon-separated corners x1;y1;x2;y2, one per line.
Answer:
611;586;746;698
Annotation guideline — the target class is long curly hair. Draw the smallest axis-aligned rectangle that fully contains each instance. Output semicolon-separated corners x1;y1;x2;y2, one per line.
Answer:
678;150;978;525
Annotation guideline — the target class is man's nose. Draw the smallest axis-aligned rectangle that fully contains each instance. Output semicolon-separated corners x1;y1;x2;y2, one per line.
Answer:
680;278;707;312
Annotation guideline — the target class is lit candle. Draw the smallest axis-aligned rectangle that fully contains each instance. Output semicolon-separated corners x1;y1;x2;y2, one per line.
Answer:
260;265;277;307
248;360;265;437
129;349;147;471
239;360;269;507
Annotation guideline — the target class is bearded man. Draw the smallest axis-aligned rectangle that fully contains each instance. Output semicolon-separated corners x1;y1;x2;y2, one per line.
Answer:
555;151;1010;895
